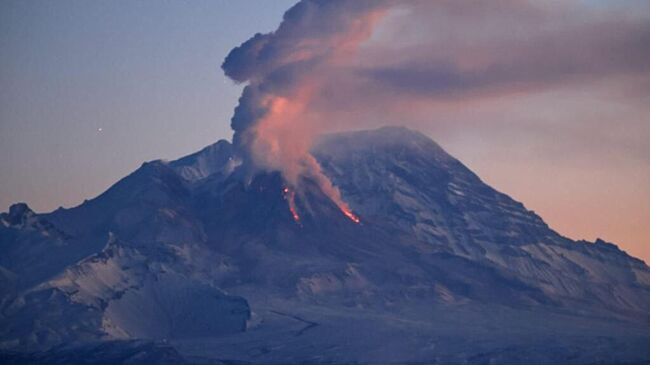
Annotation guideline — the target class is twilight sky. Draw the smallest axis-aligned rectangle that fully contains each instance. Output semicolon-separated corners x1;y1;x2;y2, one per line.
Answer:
1;1;649;262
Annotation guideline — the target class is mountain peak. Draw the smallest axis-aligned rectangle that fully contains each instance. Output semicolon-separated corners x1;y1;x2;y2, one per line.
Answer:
1;203;34;227
2;126;649;361
169;140;235;182
315;126;449;159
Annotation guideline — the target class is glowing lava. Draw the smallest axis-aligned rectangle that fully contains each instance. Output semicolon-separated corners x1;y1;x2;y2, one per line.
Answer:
341;208;361;224
282;186;359;224
341;207;361;224
283;187;301;223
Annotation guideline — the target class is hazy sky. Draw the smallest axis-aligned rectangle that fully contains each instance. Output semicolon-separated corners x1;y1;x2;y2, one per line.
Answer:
1;1;648;262
1;0;295;210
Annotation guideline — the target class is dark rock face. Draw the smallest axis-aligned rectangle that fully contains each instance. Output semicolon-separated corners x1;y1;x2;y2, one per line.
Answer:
1;203;33;227
0;341;227;365
1;127;649;363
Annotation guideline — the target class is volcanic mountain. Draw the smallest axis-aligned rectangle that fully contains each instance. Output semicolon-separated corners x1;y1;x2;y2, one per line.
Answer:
1;127;649;364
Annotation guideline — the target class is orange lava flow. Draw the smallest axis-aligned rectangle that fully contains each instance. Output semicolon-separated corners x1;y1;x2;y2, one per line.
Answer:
340;206;361;224
283;187;301;223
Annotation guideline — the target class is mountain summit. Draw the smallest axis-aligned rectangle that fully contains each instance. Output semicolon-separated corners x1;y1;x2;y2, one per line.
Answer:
1;127;649;364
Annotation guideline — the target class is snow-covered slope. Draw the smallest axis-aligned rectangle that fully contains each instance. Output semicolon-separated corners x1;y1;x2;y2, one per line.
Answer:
1;126;649;363
314;128;650;315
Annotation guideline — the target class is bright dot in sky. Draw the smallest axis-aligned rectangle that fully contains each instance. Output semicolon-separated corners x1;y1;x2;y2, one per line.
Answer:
98;128;103;132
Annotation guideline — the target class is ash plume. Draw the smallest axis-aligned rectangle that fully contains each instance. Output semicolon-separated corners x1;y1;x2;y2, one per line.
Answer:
222;0;390;219
221;0;650;221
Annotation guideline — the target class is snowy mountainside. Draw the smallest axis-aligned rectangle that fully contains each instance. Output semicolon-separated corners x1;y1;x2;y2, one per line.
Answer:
314;128;650;315
1;126;649;363
0;232;249;348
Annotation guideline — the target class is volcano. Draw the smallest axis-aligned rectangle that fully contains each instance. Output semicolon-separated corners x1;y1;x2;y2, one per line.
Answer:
1;127;649;364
